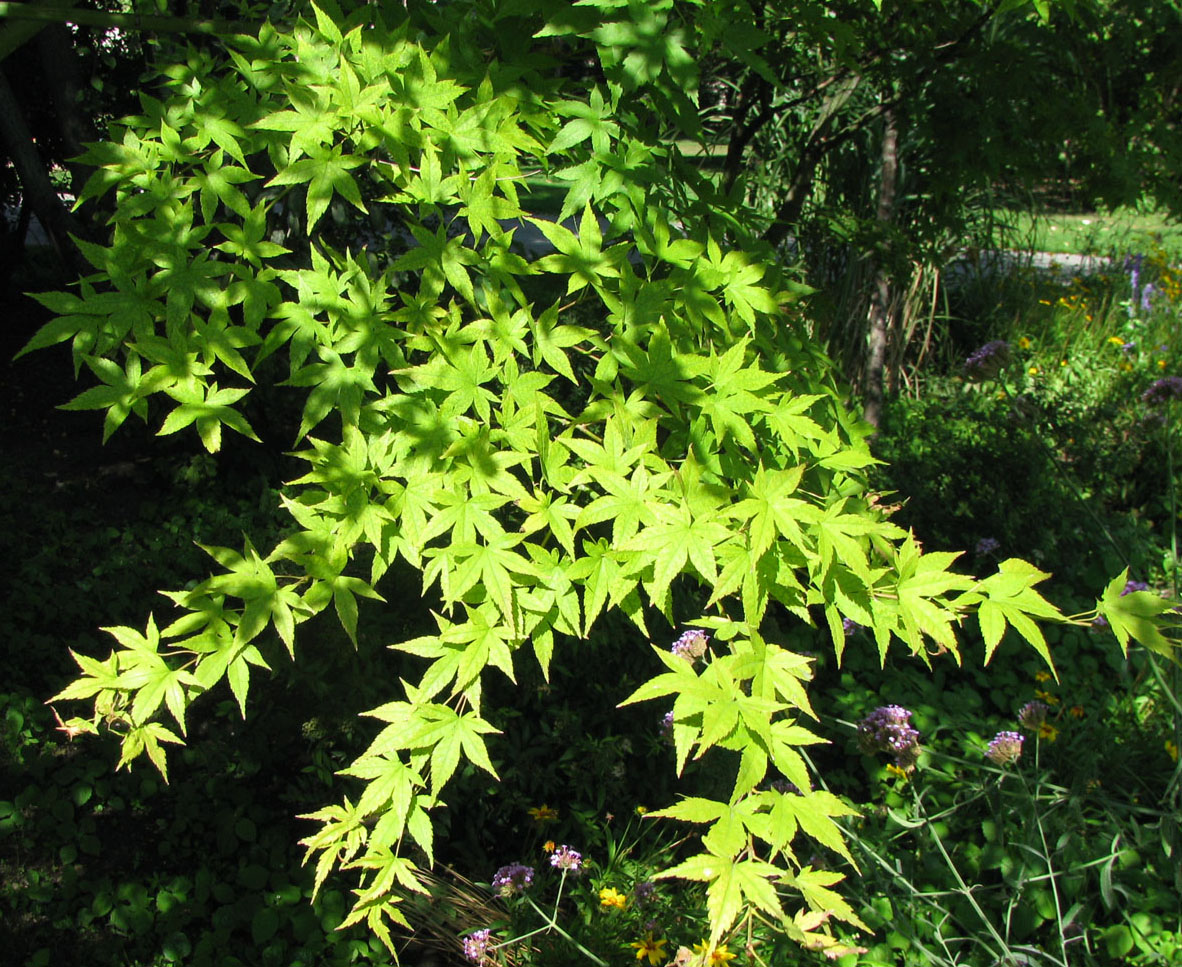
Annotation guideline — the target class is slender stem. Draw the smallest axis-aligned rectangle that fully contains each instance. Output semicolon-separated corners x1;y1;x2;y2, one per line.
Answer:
1022;745;1070;967
914;785;1014;957
1164;399;1181;805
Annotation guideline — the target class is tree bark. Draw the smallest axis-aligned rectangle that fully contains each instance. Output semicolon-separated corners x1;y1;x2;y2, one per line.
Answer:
861;105;899;430
0;65;84;270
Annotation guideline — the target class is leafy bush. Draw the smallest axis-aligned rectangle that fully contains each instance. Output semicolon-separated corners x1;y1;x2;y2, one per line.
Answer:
19;3;1175;962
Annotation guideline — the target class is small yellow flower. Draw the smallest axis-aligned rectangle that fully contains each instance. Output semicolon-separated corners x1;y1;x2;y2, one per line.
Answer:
1167;740;1179;763
1068;705;1085;719
1061;359;1068;367
1108;336;1126;347
1018;336;1033;349
1038;723;1059;742
693;942;738;965
1035;671;1053;683
1034;690;1060;705
885;763;909;782
528;804;559;824
635;805;649;816
599;887;627;910
1028;366;1040;376
1119;361;1133;372
630;933;667;966
1159;359;1168;370
542;840;556;854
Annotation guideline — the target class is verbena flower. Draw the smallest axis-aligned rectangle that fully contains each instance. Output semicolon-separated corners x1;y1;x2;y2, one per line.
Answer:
659;710;674;743
671;628;709;662
491;863;534;896
986;730;1024;766
1122;579;1150;595
976;537;1000;556
633;881;657;905
1018;700;1050;730
549;845;582;872
841;617;860;637
1143;377;1182;405
858;705;921;771
964;340;1011;380
462;928;492;964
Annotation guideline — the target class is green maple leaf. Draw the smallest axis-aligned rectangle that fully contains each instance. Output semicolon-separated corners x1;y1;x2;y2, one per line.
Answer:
567;538;640;634
574;463;668;546
529;204;626;294
623;503;732;606
193;154;257;223
1095;568;1176;659
268;143;368;232
530;302;596;384
415;705;501;793
458;166;519;244
158;381;260;453
284;349;378;439
60;354;150;441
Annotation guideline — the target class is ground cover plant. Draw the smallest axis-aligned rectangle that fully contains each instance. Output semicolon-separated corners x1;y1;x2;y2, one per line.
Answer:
4;1;1182;965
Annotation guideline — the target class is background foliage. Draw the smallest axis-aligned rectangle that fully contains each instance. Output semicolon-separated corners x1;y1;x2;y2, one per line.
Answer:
2;1;1180;965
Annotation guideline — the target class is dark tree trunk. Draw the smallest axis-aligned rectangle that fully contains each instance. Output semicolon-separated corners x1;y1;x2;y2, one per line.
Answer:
862;105;899;430
0;66;85;271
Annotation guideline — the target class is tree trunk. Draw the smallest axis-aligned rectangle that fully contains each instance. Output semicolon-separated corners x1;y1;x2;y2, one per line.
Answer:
35;23;99;213
0;66;84;271
861;105;899;430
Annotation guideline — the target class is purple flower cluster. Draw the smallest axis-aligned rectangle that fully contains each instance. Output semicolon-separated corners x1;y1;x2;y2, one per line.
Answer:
1143;377;1182;405
1122;579;1150;596
671;629;710;662
1018;700;1050;730
549;845;582;872
463;928;492;964
659;710;674;743
986;730;1024;766
858;705;921;771
841;617;861;637
976;537;1001;556
633;881;657;905
491;863;534;897
964;340;1011;380
1127;253;1144;316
